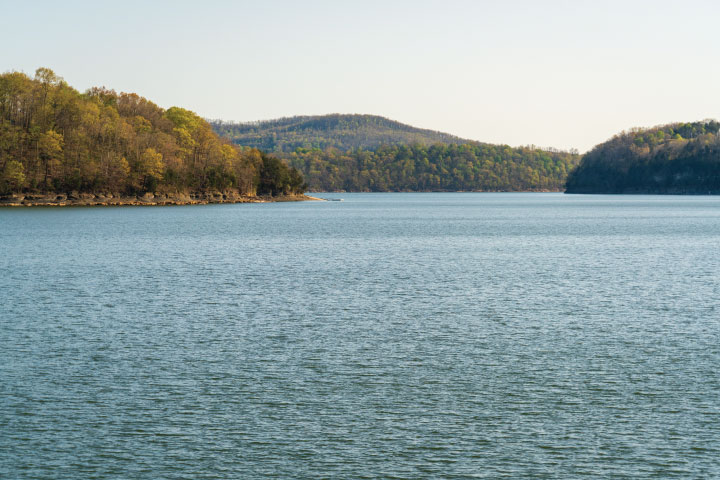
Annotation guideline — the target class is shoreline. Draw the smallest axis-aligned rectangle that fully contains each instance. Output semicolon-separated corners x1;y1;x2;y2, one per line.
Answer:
0;192;324;207
306;189;564;193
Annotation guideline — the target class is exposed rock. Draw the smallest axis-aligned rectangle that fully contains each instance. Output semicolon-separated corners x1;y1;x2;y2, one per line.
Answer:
0;190;320;207
0;194;25;205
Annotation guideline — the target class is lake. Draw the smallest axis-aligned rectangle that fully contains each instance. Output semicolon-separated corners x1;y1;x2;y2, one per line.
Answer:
1;193;719;478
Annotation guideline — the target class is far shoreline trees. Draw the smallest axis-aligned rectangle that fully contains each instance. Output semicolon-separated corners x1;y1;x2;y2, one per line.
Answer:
284;143;578;192
212;115;580;192
565;120;720;194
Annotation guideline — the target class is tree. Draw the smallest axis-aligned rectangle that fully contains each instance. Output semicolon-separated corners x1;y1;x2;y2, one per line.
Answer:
106;155;130;192
38;130;64;188
258;154;289;196
137;147;164;192
1;160;25;193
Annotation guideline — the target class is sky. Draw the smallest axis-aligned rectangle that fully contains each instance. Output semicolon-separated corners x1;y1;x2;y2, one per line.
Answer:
3;0;720;152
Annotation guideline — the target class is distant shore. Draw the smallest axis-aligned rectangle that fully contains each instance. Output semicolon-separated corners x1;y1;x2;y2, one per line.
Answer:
0;191;323;207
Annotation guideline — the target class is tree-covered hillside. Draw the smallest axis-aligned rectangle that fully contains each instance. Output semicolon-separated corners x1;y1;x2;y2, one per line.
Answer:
213;114;580;192
286;143;579;192
211;114;470;152
0;68;305;197
565;120;720;194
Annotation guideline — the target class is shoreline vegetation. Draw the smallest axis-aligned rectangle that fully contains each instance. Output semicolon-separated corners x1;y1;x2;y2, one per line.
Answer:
4;68;718;200
213;116;581;192
0;191;322;207
214;116;720;195
565;120;720;194
0;68;308;204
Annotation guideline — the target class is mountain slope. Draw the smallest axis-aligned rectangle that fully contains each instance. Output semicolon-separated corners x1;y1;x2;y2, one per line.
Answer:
212;113;580;192
211;114;473;152
565;120;720;194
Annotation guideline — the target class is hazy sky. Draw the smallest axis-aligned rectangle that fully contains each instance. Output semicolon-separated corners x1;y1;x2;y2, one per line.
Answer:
3;0;719;152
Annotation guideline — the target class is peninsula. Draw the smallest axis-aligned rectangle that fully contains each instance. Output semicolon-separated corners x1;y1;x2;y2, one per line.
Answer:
565;120;720;194
0;68;309;206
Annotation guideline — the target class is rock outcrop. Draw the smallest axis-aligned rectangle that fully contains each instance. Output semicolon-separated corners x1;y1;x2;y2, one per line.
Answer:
0;191;318;207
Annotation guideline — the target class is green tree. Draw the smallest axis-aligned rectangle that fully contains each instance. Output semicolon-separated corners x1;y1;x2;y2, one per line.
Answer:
38;130;64;188
1;160;26;193
137;147;164;191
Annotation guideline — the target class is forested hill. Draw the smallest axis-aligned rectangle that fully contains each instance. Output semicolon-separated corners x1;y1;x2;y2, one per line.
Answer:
565;120;720;194
0;68;305;198
285;144;579;192
211;114;471;152
213;114;580;192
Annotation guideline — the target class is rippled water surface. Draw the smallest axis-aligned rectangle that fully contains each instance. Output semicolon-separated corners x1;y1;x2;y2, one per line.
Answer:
2;193;720;478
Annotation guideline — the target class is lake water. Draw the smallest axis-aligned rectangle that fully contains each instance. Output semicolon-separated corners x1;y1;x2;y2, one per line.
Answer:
1;193;719;478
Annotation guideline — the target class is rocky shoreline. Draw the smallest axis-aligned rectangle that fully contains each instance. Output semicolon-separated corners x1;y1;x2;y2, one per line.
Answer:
0;191;323;207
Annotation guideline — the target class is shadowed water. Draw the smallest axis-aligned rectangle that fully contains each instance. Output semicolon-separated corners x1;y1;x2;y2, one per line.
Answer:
1;193;719;478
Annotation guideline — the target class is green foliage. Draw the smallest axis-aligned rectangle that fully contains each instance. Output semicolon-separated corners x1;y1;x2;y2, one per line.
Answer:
566;120;720;194
212;114;470;152
0;68;306;197
1;160;25;192
258;154;307;196
137;147;164;191
165;107;203;132
283;143;579;192
212;114;579;192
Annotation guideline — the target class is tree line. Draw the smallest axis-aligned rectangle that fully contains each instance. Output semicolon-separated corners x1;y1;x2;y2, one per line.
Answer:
565;120;720;194
0;68;306;196
211;114;469;153
283;143;579;192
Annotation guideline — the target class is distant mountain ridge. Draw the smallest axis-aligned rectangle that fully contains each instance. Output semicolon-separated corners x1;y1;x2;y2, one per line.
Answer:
211;113;580;192
211;114;474;152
